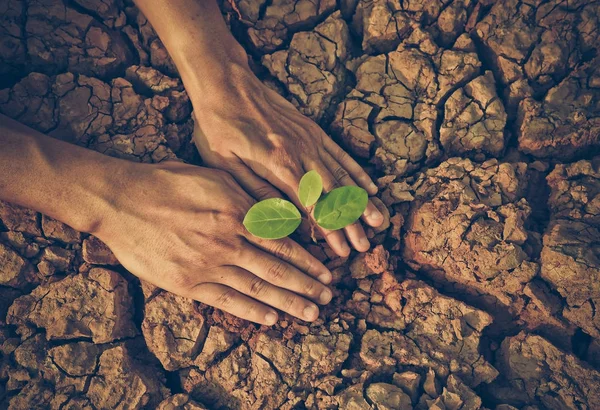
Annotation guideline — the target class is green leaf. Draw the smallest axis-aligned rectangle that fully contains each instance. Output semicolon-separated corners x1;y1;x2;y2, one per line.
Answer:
314;186;368;230
298;170;323;207
243;198;302;239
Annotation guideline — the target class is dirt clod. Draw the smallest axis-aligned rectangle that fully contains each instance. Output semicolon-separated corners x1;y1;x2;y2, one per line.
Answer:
7;268;137;343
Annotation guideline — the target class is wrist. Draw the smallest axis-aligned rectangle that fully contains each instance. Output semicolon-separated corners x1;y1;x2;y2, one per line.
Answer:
177;47;253;95
182;58;266;122
57;158;126;237
0;116;132;238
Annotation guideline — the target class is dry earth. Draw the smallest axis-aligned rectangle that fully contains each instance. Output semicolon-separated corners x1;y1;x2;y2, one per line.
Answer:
1;0;600;409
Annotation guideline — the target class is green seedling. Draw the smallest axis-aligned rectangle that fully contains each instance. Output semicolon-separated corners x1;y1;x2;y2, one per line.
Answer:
313;186;368;230
243;171;368;239
298;170;323;207
243;198;302;239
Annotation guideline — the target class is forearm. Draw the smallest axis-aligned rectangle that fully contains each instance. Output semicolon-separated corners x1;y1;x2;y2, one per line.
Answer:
134;0;250;94
0;114;125;234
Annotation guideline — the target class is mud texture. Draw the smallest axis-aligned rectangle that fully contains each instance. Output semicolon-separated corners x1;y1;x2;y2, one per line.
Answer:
1;0;599;409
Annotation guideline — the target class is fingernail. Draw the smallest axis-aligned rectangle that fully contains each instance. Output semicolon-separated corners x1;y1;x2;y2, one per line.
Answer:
303;305;319;321
359;236;370;250
265;311;278;325
318;272;332;284
319;288;332;304
369;182;378;192
367;209;384;225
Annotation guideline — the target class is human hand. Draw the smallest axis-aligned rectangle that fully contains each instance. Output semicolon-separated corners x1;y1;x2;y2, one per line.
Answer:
93;161;333;325
191;67;384;257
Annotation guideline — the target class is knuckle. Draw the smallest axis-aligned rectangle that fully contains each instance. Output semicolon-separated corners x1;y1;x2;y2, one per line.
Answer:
271;146;292;164
228;242;246;261
229;209;247;227
272;150;302;178
248;277;267;297
325;177;341;191
303;280;319;298
171;272;193;290
332;166;349;182
215;289;236;308
267;261;288;282
218;207;245;229
304;258;316;273
253;185;276;200
273;240;294;260
282;294;298;311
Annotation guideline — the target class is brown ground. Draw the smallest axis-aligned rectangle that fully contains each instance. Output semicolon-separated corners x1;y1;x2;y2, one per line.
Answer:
1;0;600;409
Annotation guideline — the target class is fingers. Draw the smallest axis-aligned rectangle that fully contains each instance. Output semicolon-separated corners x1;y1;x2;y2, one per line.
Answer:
246;154;305;204
245;235;332;284
191;282;279;325
237;245;333;305
216;266;323;322
343;221;370;253
248;158;353;257
323;136;378;195
313;163;370;252
227;162;281;201
321;229;351;257
318;150;384;229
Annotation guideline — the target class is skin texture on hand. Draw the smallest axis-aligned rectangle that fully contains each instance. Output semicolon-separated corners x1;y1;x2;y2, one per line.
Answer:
133;0;385;257
94;162;334;325
192;70;385;256
0;114;334;325
1;0;386;327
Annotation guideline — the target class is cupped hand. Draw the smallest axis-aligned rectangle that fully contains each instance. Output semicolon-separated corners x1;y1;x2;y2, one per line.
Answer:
191;68;384;257
94;161;333;325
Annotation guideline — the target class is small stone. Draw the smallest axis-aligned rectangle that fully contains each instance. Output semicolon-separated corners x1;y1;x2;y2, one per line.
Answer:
366;382;412;410
195;326;239;371
393;371;422;403
423;368;442;397
0;201;41;236
350;245;389;278
7;268;137;343
82;236;119;265
143;291;207;371
48;342;100;377
41;215;80;244
0;242;35;289
157;394;208;410
87;345;168;409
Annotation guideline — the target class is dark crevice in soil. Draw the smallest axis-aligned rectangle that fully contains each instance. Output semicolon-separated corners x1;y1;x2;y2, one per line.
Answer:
164;370;184;394
572;328;593;359
63;0;109;27
468;30;515;152
2;1;600;408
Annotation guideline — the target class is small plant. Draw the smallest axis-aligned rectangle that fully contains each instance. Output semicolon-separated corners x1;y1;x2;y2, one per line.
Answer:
243;171;368;239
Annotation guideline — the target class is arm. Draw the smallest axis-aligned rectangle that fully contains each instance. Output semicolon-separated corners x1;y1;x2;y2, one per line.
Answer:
134;0;385;258
133;0;249;96
0;114;120;234
0;114;333;324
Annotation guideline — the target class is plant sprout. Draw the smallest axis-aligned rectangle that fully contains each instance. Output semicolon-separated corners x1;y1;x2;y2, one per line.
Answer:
243;171;368;239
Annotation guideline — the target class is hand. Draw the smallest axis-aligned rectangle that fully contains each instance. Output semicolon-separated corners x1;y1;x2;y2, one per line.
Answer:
130;0;382;256
191;67;384;257
94;161;333;325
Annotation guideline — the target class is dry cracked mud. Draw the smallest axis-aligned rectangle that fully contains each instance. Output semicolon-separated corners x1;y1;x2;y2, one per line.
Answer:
1;0;599;409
